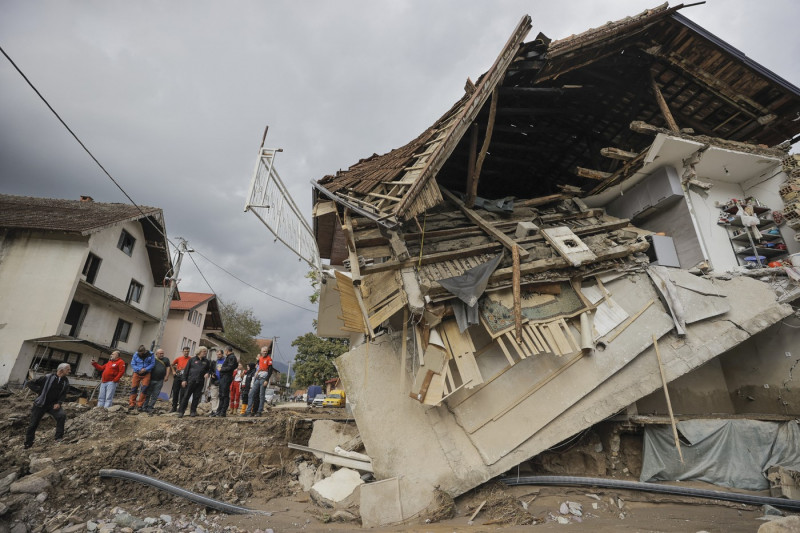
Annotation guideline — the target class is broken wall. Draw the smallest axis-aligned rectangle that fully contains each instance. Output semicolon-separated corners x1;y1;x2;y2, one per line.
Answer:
718;322;800;413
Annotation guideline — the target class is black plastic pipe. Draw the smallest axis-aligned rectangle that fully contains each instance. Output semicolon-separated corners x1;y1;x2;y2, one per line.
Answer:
501;475;800;511
99;469;271;515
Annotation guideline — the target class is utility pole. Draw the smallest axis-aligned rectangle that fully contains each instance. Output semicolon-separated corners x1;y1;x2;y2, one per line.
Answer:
154;238;190;350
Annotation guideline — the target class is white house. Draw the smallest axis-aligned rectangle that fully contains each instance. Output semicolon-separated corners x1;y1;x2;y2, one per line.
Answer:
161;291;222;360
0;194;173;386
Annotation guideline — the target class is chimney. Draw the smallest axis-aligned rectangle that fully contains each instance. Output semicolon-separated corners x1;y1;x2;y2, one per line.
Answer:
80;195;94;203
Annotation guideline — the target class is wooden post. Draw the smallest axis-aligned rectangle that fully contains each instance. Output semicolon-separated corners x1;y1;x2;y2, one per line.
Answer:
650;72;680;133
469;88;499;206
513;244;522;343
465;123;478;207
652;334;684;463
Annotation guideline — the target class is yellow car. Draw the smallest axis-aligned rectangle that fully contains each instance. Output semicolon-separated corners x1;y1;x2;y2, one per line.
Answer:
322;390;346;408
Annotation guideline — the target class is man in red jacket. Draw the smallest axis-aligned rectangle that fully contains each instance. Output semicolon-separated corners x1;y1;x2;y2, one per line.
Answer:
91;351;126;408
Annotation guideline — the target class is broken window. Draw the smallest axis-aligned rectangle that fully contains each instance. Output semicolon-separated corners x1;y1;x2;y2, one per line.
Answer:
126;279;143;304
82;252;101;284
117;229;136;256
111;318;132;348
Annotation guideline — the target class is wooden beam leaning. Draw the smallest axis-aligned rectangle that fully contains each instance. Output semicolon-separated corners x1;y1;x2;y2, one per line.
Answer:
440;186;530;259
467;87;499;207
600;147;638;161
575;167;612;180
342;209;362;284
653;334;684;463
650;71;680;133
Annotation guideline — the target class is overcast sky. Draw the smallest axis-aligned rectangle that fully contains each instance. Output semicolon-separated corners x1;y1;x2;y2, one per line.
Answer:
2;1;799;368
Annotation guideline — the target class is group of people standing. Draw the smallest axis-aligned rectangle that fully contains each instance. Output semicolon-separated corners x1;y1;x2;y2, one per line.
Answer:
23;342;277;449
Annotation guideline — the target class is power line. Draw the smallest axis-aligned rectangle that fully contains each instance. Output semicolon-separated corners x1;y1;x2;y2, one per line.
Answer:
193;249;316;313
2;44;317;315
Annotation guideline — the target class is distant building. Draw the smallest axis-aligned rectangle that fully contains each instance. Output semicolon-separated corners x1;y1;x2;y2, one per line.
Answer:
0;194;172;386
162;291;222;359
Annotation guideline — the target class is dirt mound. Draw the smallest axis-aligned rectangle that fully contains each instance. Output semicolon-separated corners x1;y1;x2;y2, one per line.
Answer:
0;389;325;530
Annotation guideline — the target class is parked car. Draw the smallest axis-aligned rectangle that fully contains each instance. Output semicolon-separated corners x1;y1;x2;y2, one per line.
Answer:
322;389;346;408
311;394;326;407
263;388;278;406
307;385;322;405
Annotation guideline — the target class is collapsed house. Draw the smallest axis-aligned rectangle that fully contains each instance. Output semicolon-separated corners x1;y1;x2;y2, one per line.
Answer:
252;3;800;526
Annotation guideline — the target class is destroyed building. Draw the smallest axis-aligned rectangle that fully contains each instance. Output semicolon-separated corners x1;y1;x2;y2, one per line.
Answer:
253;3;800;526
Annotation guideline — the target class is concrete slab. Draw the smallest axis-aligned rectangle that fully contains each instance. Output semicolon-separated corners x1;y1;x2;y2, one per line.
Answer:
360;478;403;528
337;272;792;520
308;420;360;459
309;467;364;510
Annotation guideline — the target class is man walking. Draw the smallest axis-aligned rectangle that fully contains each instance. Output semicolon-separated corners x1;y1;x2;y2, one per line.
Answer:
129;345;155;412
215;346;238;417
170;346;191;412
91;351;125;408
144;348;172;415
24;363;71;449
178;347;212;418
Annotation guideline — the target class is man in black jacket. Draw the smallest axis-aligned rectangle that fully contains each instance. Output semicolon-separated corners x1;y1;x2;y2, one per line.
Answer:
177;347;212;418
215;346;238;418
25;363;71;449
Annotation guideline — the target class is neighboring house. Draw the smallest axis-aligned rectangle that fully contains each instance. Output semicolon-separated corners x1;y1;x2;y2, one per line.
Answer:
162;291;222;359
0;194;172;387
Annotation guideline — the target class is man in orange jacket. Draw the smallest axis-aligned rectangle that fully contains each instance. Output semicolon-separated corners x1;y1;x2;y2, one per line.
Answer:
91;351;126;408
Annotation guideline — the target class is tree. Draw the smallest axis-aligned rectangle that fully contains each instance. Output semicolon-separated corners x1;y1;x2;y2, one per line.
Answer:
291;333;348;387
218;300;262;357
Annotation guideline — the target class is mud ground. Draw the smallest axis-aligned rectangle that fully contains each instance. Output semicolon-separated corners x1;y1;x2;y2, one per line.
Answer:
0;388;790;532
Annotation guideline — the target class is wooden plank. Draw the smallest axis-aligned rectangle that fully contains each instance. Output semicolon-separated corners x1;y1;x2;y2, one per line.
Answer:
440;187;530;259
504;332;527;360
559;319;580;353
495;336;516;366
400;308;408;388
342;210;362;284
650;72;680;132
523;324;543;353
520;326;539;356
539;323;560;355
605;299;655;343
368;293;405;330
653;334;684;463
423;371;447;406
528;324;547;353
409;370;436;402
548;320;572;355
513;244;522;343
575;167;612;180
601;147;638;161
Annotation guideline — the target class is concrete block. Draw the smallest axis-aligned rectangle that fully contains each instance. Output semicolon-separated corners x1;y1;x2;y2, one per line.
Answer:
297;462;316;492
308;420;360;460
360;478;402;528
757;515;800;532
515;221;539;239
309;468;363;510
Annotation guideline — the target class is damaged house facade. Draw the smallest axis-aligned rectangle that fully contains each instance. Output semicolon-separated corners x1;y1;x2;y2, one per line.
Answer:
0;194;173;388
250;3;800;525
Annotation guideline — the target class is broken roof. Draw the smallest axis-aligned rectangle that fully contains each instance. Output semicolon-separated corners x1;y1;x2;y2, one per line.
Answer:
0;193;172;285
315;3;800;233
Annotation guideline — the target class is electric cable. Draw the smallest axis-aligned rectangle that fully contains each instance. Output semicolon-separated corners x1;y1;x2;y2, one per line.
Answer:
193;249;316;313
1;44;317;315
500;475;800;512
99;469;270;515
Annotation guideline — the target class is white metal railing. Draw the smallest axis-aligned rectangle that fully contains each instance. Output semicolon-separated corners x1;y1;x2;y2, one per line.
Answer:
244;148;321;273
